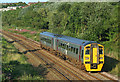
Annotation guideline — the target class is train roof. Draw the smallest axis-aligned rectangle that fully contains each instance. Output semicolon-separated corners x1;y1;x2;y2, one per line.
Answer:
40;32;56;38
40;32;97;46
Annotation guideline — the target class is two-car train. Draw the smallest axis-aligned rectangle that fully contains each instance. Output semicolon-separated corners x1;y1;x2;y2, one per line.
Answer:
40;32;104;71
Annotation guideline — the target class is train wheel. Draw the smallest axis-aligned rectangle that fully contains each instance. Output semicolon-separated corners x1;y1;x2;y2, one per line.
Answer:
40;44;43;49
63;55;66;60
69;58;72;62
66;56;69;60
81;64;85;70
56;52;59;56
50;49;52;53
55;52;58;56
48;48;50;51
75;60;78;65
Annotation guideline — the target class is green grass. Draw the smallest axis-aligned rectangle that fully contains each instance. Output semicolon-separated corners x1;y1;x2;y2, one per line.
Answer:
2;37;47;80
102;55;119;77
3;26;47;42
102;39;120;77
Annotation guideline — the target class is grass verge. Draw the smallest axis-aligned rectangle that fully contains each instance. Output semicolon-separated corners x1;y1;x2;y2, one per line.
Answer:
2;37;47;80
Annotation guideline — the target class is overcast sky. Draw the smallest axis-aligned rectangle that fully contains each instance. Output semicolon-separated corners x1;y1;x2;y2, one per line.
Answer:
0;0;48;3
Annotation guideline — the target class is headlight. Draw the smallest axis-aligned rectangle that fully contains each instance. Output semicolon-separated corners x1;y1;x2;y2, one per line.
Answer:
99;61;103;63
99;57;103;59
85;57;89;60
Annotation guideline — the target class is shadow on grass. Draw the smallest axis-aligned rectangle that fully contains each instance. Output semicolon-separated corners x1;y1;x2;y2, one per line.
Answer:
2;46;19;55
102;55;119;72
4;38;21;44
3;38;41;55
2;60;48;80
17;49;41;54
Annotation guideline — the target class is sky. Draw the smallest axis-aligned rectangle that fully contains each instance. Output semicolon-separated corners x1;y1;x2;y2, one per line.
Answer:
0;0;48;3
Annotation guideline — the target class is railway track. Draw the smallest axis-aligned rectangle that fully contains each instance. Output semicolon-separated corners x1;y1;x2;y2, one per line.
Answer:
2;31;69;80
2;31;84;80
1;30;119;81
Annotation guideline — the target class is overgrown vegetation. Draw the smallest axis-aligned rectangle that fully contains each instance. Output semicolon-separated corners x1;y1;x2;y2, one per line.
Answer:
2;37;47;80
2;2;119;76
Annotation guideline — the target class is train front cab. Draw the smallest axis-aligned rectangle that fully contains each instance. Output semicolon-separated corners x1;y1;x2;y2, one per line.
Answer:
83;43;104;71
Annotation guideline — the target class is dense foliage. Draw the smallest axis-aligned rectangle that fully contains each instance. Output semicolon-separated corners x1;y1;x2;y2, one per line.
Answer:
2;3;119;51
2;2;119;41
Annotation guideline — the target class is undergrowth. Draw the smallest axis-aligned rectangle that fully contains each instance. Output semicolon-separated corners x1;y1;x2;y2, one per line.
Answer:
2;37;47;80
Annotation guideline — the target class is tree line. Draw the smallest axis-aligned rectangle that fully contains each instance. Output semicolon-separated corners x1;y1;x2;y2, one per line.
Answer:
2;2;27;8
2;2;119;43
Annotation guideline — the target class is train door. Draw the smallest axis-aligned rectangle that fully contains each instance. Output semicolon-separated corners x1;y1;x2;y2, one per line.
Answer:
57;40;59;51
53;38;56;50
81;49;84;62
79;46;82;62
64;43;67;55
93;48;97;63
52;38;53;48
90;43;99;64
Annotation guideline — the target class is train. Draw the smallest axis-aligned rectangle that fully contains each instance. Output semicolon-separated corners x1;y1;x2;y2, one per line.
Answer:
40;32;104;71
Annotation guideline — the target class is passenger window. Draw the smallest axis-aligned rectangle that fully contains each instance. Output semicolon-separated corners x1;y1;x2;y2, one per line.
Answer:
76;48;78;54
41;37;43;41
60;43;62;47
73;48;75;53
63;44;64;47
41;37;46;42
62;44;65;49
99;49;103;54
46;38;51;44
68;46;71;51
85;49;89;54
64;44;66;49
81;50;83;59
62;44;63;48
67;45;68;49
71;47;73;52
58;42;61;47
60;43;61;47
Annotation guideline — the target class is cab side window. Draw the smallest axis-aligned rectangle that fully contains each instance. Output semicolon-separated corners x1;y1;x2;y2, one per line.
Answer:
85;49;89;54
99;49;103;54
99;46;103;54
